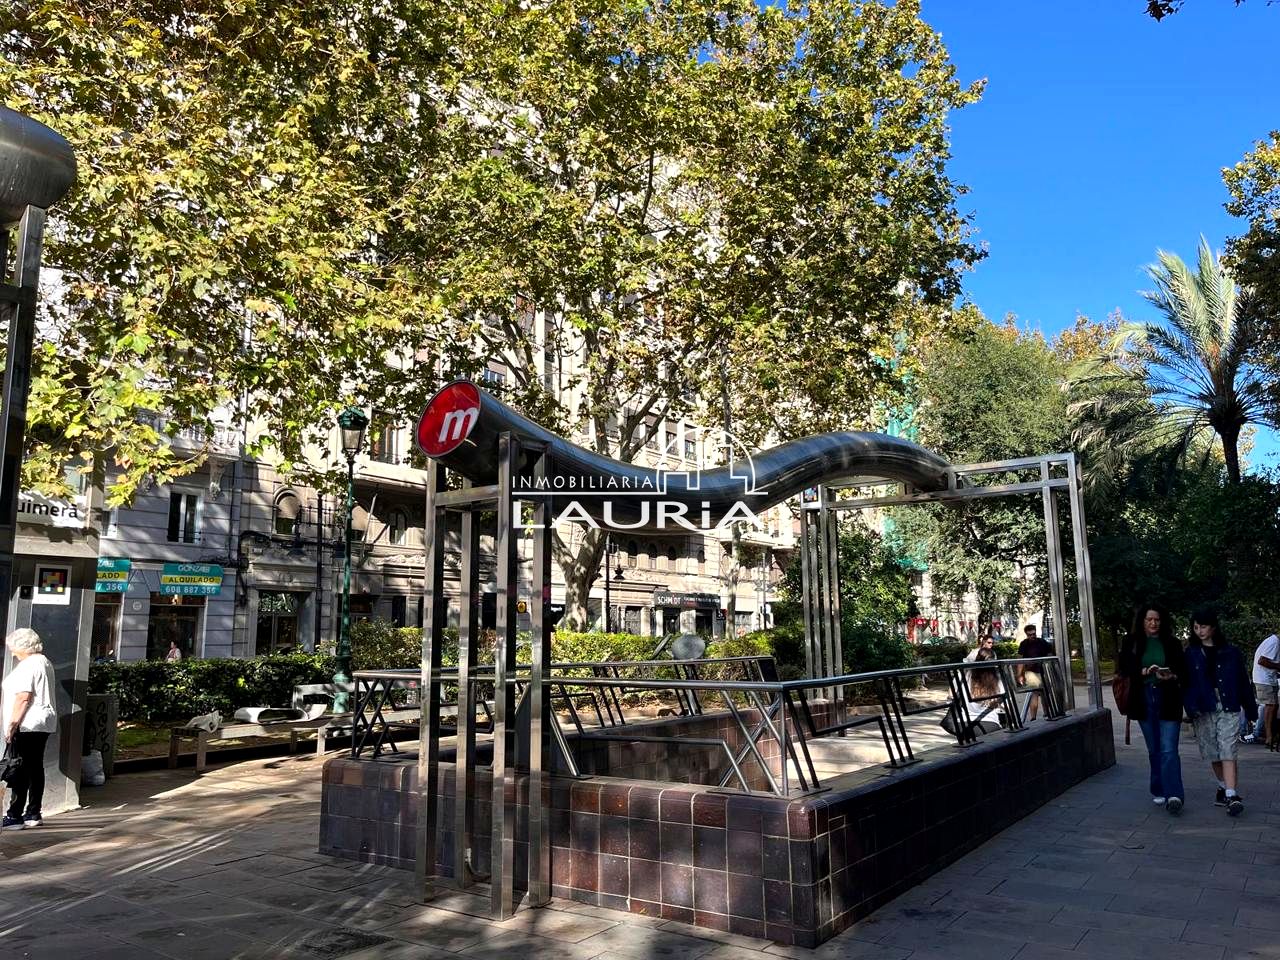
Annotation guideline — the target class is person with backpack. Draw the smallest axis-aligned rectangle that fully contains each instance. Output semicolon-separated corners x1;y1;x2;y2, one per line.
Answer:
1183;609;1256;816
1118;603;1187;813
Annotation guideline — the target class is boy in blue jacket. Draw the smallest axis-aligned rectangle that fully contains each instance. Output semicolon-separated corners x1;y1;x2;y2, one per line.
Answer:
1184;608;1258;816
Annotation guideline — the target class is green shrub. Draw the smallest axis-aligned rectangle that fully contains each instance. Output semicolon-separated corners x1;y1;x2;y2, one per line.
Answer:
89;653;337;723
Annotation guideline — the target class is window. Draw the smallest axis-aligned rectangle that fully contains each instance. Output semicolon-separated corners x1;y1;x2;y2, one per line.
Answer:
665;429;677;456
274;491;302;536
684;438;696;460
667;545;678;565
644;415;659;450
102;509;119;540
627;538;639;569
647;542;658;569
623;606;642;635
387;509;409;546
256;591;301;654
390;595;407;627
369;413;399;464
167;492;201;543
481;366;507;386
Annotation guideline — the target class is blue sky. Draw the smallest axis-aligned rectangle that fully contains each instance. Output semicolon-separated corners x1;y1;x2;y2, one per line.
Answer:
918;0;1280;469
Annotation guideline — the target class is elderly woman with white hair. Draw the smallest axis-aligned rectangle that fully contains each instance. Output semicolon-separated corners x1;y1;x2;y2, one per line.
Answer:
2;628;58;830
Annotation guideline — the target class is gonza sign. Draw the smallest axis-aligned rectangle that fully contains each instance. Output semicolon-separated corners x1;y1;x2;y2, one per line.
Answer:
160;563;224;596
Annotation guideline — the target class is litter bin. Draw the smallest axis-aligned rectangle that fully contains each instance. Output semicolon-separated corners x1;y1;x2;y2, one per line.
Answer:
83;693;118;778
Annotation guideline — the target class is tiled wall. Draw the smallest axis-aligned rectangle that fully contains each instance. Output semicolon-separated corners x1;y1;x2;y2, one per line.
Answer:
320;708;1114;946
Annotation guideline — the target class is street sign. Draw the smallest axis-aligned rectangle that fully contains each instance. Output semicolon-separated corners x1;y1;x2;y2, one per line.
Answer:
95;557;131;593
160;562;224;596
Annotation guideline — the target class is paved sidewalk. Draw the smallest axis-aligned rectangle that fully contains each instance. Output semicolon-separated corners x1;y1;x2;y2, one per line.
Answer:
2;689;1278;959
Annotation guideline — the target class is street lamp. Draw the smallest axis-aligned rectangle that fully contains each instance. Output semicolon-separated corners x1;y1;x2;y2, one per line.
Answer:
332;405;368;712
604;533;625;633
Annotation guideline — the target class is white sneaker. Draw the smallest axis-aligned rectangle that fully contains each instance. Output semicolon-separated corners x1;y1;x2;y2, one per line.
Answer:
1152;797;1167;806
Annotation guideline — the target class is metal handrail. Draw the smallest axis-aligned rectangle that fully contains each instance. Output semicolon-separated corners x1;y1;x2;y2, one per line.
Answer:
352;655;1070;796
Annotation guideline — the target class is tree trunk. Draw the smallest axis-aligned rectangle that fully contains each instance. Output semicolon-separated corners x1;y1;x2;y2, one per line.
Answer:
722;525;742;634
555;528;605;630
1221;426;1242;483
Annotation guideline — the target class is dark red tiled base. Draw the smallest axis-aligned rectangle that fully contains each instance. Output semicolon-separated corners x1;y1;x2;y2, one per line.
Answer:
320;708;1114;946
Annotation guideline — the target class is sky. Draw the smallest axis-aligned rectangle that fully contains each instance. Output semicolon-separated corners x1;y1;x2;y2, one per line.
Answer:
917;0;1280;470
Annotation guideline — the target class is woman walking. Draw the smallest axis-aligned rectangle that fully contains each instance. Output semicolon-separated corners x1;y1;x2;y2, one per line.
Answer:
1118;604;1187;813
1183;609;1256;816
2;628;58;829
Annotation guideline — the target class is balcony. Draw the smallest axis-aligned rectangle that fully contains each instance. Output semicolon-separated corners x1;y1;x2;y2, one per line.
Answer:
139;413;241;459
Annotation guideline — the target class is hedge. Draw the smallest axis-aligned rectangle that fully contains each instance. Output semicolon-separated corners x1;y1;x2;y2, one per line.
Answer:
94;620;950;724
89;653;337;724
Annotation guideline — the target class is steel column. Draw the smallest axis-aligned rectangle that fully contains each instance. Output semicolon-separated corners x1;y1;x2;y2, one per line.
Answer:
527;445;552;906
1040;463;1073;709
453;493;479;887
823;489;844;705
798;505;816;680
415;462;446;903
491;433;519;919
1066;455;1103;709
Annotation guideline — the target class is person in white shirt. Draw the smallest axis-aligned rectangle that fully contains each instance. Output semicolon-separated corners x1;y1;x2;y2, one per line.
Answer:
2;628;58;830
1252;633;1280;746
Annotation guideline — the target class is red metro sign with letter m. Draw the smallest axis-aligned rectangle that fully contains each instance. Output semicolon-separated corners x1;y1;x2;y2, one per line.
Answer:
416;381;481;457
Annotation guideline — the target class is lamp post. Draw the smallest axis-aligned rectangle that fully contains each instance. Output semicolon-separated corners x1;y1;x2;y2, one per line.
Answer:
0;107;76;636
603;533;624;632
332;405;368;712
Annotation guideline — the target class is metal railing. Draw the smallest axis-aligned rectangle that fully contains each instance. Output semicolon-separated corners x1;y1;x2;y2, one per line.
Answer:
352;654;1069;796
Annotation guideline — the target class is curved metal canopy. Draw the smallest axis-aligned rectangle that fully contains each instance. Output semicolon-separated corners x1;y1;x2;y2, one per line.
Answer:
0;106;76;222
415;381;954;530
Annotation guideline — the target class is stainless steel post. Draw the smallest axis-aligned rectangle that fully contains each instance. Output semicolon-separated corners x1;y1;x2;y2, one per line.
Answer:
1040;461;1073;709
528;446;551;906
799;506;816;680
415;462;446;902
824;490;844;707
491;434;519;919
454;492;478;887
1066;454;1103;709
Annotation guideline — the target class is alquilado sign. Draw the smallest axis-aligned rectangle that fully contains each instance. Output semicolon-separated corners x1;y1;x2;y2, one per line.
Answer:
160;563;224;596
95;558;131;593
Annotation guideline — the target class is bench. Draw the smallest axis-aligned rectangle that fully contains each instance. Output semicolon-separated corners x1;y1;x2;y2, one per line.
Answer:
168;713;354;772
169;682;370;772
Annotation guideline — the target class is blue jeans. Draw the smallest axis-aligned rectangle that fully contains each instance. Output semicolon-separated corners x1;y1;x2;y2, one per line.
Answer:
1238;711;1264;739
1137;684;1184;801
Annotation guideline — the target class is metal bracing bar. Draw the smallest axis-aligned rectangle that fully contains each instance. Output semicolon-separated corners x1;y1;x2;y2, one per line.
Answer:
433;484;502;507
491;433;519;920
415;462;446;904
719;691;781;795
1041;462;1074;710
830;477;1072;511
996;664;1024;731
798;506;817;681
454;495;479;888
528;443;552;906
785;692;820;787
1066;454;1103;709
951;453;1074;475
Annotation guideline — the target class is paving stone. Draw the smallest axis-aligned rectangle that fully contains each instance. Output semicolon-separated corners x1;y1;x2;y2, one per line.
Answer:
1076;928;1225;960
986;879;1113;910
948;910;1087;948
576;922;723;960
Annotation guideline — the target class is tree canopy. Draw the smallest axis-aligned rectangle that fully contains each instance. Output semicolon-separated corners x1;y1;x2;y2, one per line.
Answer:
3;0;985;625
888;318;1071;626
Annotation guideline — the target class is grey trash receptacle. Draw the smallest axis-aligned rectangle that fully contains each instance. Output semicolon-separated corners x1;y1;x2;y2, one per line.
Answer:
83;694;119;778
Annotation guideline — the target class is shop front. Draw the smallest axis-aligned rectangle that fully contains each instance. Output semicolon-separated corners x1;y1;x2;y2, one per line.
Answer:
652;589;722;638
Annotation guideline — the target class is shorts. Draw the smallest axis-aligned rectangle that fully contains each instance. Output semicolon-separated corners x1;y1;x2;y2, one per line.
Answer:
1023;671;1044;690
1193;709;1239;762
1255;683;1278;706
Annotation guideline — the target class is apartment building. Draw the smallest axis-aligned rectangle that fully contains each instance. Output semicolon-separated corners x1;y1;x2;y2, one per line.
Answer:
90;374;794;661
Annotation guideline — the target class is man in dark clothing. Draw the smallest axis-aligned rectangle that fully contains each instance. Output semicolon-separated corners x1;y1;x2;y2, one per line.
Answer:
1017;624;1054;720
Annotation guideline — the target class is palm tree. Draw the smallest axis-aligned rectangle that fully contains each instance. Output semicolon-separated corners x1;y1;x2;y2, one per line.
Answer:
1070;238;1271;484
